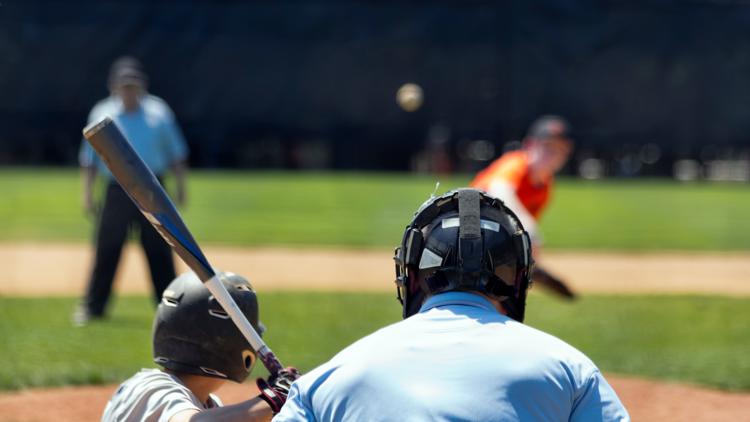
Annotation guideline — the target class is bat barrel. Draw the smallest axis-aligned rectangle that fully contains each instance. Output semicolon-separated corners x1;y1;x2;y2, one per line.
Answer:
83;117;215;282
83;117;283;375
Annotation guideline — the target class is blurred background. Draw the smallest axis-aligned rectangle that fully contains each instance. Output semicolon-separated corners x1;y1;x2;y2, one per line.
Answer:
1;2;750;421
2;0;750;181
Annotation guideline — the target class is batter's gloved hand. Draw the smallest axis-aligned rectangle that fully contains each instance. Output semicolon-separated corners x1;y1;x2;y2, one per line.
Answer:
256;367;301;414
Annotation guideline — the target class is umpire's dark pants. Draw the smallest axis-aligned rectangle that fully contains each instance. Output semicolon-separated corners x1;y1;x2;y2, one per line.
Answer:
84;181;176;316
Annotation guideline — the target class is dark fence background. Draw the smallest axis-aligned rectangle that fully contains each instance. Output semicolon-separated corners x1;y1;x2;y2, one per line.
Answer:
2;1;750;176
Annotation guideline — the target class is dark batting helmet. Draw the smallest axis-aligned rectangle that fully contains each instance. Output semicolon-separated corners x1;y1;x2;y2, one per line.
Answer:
152;272;262;383
394;188;534;321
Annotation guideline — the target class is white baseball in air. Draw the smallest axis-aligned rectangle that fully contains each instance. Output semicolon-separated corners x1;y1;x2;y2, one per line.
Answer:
396;83;423;112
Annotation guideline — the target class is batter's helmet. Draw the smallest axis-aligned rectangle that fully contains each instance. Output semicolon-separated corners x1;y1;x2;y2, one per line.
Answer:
153;272;262;383
394;188;534;321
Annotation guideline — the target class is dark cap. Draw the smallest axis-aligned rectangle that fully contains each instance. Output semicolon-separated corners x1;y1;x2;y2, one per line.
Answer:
110;56;143;73
527;115;572;140
108;56;147;88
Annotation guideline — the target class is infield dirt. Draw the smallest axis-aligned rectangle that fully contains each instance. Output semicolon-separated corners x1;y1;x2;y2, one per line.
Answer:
3;242;750;296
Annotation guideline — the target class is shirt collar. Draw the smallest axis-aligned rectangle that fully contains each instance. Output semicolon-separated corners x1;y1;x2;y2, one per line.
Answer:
419;291;499;314
111;95;143;115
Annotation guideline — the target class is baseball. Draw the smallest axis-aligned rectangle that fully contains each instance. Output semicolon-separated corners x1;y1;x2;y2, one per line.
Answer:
396;83;423;112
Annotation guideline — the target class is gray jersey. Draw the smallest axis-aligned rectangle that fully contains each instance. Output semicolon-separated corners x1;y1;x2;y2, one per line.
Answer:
102;369;222;422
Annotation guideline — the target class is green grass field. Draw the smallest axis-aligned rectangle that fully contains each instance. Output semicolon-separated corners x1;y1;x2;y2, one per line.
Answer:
2;167;749;250
2;293;748;391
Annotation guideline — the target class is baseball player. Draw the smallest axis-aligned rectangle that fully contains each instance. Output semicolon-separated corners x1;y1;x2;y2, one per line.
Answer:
274;189;629;421
75;57;189;325
471;115;577;298
102;271;299;422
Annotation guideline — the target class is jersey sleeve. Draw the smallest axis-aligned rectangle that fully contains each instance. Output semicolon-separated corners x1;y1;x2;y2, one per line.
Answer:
79;140;98;168
272;382;316;422
79;104;106;168
101;372;205;422
156;388;204;422
470;152;527;192
157;102;189;164
273;362;346;422
493;154;527;187
486;179;540;242
570;370;630;422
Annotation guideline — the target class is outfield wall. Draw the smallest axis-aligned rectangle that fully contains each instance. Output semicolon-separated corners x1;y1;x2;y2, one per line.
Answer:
3;1;750;174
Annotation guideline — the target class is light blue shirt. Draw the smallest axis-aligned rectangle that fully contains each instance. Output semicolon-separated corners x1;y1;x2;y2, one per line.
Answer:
275;292;629;422
79;95;188;179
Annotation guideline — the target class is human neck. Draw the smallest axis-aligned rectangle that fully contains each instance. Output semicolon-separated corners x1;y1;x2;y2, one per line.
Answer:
122;102;140;113
474;292;508;315
165;370;225;404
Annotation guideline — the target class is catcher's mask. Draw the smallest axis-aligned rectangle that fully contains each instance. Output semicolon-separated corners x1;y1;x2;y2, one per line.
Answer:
152;271;263;383
394;188;533;321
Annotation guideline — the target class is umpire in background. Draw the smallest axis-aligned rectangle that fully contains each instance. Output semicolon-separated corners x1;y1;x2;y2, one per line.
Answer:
74;57;189;326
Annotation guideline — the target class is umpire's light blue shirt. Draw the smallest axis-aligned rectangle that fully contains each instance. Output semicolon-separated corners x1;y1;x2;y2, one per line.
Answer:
79;95;188;179
275;292;629;422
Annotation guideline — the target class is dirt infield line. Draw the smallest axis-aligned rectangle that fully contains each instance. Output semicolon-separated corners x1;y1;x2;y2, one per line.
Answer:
1;375;749;422
2;242;750;296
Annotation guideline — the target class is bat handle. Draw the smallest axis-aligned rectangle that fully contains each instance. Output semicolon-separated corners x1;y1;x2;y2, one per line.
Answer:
257;347;284;375
204;276;284;375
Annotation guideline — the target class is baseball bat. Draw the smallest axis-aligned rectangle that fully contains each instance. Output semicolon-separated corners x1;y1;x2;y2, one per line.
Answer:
532;265;577;300
82;116;283;376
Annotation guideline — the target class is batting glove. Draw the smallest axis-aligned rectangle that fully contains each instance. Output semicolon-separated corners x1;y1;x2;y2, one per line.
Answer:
256;367;301;414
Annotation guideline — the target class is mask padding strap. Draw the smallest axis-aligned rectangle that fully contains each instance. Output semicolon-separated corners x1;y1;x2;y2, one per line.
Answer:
457;189;482;275
513;231;531;268
404;227;423;266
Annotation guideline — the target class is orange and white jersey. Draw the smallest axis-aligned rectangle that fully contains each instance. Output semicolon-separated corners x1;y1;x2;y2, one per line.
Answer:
470;150;553;241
